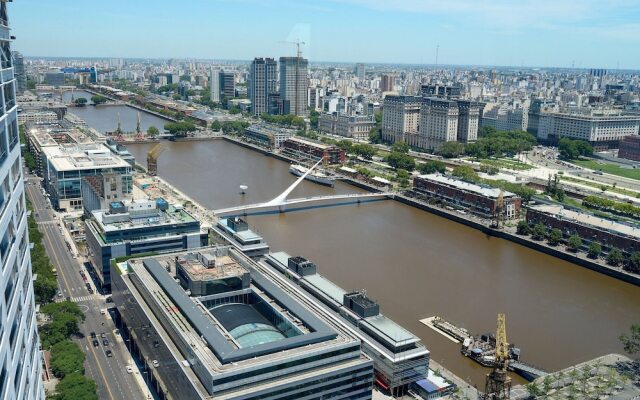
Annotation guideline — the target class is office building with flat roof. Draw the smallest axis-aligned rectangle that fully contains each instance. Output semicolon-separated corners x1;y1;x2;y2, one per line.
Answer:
85;198;208;290
220;70;235;99
248;58;277;116
110;247;374;400
265;252;430;397
209;68;220;103
537;110;640;150
210;217;269;257
419;98;460;151
241;123;295;149
380;74;394;92
41;143;132;211
0;2;45;398
279;57;309;116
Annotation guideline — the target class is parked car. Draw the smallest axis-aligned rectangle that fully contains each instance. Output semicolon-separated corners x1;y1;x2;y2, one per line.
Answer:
105;350;113;357
90;332;96;339
126;366;133;374
152;360;159;368
102;339;109;346
92;340;99;347
100;332;106;339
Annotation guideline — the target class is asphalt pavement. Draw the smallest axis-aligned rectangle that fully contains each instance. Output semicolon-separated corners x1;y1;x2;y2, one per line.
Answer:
25;173;147;400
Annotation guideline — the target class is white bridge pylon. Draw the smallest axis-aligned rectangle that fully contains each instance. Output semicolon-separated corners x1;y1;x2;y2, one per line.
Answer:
264;159;323;206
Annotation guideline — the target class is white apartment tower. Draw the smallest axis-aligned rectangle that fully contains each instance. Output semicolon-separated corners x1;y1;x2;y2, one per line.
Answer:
209;67;220;103
0;1;45;399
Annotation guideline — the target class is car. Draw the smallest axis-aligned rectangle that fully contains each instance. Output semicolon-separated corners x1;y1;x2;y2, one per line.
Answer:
56;290;62;297
126;366;133;374
105;350;113;357
100;332;106;338
90;332;96;339
102;339;109;346
92;340;99;347
100;309;106;315
152;360;159;368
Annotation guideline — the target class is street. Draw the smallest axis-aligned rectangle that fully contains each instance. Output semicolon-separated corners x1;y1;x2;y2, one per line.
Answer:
25;173;148;400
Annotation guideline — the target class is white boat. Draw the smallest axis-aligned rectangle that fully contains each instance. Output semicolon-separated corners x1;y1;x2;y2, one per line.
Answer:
289;164;335;187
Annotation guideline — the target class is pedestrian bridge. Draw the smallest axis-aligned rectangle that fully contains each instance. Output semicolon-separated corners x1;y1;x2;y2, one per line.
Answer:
214;159;394;217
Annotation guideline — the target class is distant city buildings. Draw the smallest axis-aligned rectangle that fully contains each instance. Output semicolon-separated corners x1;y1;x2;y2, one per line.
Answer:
44;71;65;87
279;56;309;116
219;70;235;98
319;112;375;140
248;57;277;116
355;63;365;81
11;51;26;93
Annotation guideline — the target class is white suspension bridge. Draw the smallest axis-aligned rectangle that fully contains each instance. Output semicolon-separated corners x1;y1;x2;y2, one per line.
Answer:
214;159;394;217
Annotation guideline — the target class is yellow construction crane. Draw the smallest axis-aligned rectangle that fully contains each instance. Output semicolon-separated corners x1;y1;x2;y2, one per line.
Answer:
147;143;166;176
483;313;512;400
280;40;306;58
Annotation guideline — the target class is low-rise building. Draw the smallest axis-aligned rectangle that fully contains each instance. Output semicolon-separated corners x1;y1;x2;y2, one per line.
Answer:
85;198;208;290
266;252;430;396
210;217;270;257
318;112;375;141
526;204;640;253
242;123;295;148
282;136;346;164
41;143;133;211
110;247;374;400
412;174;521;219
81;172;133;216
17;110;58;124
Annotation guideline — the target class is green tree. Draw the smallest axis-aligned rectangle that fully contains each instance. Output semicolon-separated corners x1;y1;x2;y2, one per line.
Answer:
146;126;159;136
391;141;410;154
606;248;624;267
587;242;602;259
386;152;415;171
211;120;222;131
526;381;543;398
451;165;479;182
336;140;353;153
90;95;107;105
619;324;640;354
417;160;447;174
53;372;98;400
567;234;582;252
436;141;465;158
625;251;640;274
369;127;381;144
352;144;377;160
228;106;241;115
516;220;530;235
50;341;85;378
532;223;547;241
548;228;563;246
74;98;87;107
172;93;182;100
396;169;410;188
164;121;197;136
309;110;320;129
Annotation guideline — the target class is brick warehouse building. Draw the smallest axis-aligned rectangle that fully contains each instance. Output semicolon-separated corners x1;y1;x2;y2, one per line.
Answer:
282;136;346;164
526;205;640;254
618;135;640;162
412;174;522;219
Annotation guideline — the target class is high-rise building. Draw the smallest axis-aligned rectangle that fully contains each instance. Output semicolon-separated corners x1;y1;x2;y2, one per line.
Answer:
355;63;365;81
209;67;220;103
10;51;25;94
0;1;46;399
382;95;421;146
44;72;65;87
419;98;460;151
380;74;394;92
248;58;277;116
457;100;481;143
279;56;309;116
219;70;235;99
89;65;98;83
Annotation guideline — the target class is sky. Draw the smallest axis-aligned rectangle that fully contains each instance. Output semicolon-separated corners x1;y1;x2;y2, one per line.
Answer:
10;0;640;69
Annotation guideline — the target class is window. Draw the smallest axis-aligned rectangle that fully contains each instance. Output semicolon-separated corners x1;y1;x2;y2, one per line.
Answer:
7;120;17;150
2;81;14;111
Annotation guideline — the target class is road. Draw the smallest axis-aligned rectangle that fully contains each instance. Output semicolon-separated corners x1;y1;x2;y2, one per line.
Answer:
25;174;147;400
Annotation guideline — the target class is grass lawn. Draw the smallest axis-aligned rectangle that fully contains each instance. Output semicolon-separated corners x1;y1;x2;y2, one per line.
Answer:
480;158;533;171
571;159;640;180
560;175;640;198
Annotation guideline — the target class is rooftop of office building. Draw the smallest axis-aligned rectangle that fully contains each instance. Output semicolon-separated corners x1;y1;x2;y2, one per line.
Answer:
416;173;517;200
42;143;131;171
91;198;198;234
176;250;247;282
25;121;95;148
114;248;359;369
529;204;640;240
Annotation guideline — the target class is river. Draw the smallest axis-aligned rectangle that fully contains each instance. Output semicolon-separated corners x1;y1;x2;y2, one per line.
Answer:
124;140;640;388
61;90;171;133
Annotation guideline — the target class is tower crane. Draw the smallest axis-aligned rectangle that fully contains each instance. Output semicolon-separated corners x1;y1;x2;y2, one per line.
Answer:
147;143;166;176
483;313;512;400
280;40;306;58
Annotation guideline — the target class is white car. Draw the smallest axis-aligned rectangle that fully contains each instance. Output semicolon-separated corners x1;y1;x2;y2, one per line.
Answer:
152;360;159;368
126;366;133;374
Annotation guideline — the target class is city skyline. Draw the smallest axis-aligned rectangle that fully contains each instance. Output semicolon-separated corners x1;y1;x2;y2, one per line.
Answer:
11;0;640;69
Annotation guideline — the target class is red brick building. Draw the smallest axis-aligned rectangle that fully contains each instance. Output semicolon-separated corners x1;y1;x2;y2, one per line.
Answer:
413;174;522;218
282;137;346;164
618;135;640;162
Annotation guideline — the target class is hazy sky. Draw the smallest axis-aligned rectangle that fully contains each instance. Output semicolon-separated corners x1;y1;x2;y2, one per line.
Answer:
10;0;640;69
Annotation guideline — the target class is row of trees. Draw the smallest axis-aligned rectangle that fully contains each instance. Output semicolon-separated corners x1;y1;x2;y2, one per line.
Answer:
260;113;306;131
164;121;197;136
516;221;640;273
27;201;58;303
582;195;640;218
437;128;537;159
558;137;593;160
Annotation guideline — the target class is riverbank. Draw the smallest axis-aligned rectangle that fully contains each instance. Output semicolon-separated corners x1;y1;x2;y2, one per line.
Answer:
223;135;640;287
